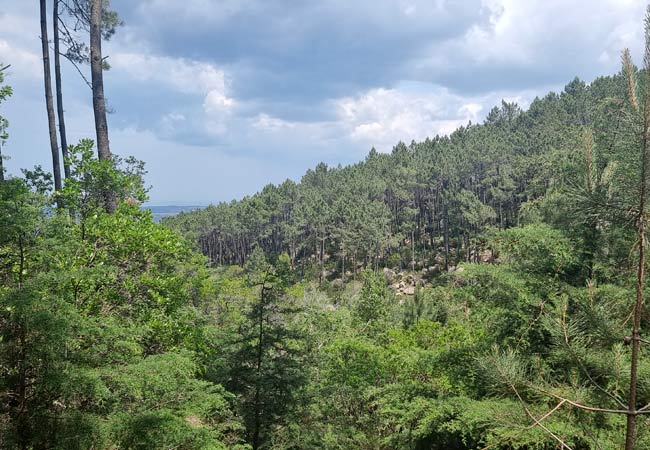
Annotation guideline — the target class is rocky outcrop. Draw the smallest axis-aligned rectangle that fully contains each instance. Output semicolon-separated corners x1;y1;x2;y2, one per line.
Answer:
389;271;420;296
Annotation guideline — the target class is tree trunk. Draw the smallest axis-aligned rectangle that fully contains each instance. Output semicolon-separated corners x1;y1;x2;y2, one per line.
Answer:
498;201;503;229
40;0;62;193
0;144;4;182
411;229;415;272
89;0;116;212
625;215;644;450
252;283;269;450
53;0;69;180
624;99;649;450
90;0;110;160
443;205;450;271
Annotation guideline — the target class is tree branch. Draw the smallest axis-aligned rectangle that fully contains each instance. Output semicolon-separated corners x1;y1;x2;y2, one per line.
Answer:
60;52;91;89
511;383;573;449
553;303;628;409
488;352;574;449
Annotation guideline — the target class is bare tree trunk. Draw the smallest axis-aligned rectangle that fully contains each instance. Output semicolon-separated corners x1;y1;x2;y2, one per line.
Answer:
53;0;70;180
411;229;415;272
90;0;115;212
443;205;450;271
90;0;110;160
0;143;4;182
40;0;62;193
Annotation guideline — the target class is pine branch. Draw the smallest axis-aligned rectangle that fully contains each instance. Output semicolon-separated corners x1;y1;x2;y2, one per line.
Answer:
552;302;628;409
60;52;91;89
489;352;574;450
622;49;639;112
533;387;628;415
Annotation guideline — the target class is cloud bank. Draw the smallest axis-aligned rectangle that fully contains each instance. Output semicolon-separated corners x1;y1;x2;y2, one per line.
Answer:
0;0;645;203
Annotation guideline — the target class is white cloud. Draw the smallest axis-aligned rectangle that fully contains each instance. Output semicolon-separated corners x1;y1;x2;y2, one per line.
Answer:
203;90;235;114
246;83;542;157
159;112;186;136
336;86;486;150
252;113;297;131
333;83;548;151
110;51;236;134
111;52;235;113
1;0;647;204
0;40;41;79
111;52;232;96
447;0;645;70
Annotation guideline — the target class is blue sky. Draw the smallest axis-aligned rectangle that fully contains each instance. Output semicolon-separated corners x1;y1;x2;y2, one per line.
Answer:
0;0;645;204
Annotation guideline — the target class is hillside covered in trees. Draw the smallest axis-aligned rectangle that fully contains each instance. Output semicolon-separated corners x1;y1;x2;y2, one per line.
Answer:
2;1;650;449
163;74;621;281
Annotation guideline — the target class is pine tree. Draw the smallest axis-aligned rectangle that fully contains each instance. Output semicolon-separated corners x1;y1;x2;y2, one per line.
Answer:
39;0;62;193
227;249;305;449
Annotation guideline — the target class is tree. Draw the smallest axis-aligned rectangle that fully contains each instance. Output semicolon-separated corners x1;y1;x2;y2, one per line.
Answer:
567;15;650;448
53;0;70;180
354;269;391;337
0;146;248;449
227;249;304;449
89;0;110;162
88;0;116;212
54;0;123;180
39;0;62;193
610;35;650;450
0;66;11;182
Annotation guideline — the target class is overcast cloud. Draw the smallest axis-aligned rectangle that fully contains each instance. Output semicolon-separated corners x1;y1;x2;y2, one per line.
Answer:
0;0;645;204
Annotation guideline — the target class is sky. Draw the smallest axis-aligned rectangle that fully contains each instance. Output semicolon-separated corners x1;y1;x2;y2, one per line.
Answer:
0;0;646;205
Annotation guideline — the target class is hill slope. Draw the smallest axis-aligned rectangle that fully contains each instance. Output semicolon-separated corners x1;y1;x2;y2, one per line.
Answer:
164;74;624;279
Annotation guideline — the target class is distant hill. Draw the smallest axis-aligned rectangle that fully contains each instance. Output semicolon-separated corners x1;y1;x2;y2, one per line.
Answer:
161;73;626;272
144;205;204;222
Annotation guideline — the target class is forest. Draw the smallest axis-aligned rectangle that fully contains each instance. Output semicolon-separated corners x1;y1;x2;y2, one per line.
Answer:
1;1;650;449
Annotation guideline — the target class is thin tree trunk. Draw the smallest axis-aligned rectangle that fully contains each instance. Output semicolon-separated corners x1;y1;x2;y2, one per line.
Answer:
40;0;62;193
411;229;415;271
317;245;322;285
499;201;503;229
89;0;115;212
625;216;644;450
443;205;450;271
90;0;110;160
253;283;268;450
53;0;69;180
624;97;649;450
0;143;4;182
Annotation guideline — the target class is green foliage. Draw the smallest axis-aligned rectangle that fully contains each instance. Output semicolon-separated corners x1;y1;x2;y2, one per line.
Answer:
5;51;650;449
0;65;11;179
488;224;577;277
60;139;147;219
106;353;245;450
354;269;391;335
224;249;305;449
0;148;247;449
159;66;650;449
163;71;630;285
